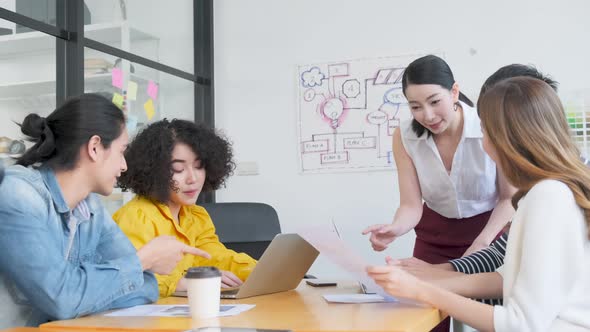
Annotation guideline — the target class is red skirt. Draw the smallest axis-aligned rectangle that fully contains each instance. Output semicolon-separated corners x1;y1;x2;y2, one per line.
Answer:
413;203;493;264
413;203;493;332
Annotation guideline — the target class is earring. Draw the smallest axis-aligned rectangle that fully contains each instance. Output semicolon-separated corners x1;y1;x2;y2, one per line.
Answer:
454;103;459;112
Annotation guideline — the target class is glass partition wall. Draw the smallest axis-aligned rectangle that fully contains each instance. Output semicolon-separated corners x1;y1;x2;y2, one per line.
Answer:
0;0;214;209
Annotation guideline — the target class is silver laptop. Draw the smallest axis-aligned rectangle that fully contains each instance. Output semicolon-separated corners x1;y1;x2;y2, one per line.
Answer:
173;233;319;299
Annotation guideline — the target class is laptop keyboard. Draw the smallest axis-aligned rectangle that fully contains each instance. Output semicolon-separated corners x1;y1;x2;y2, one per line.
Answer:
220;288;240;299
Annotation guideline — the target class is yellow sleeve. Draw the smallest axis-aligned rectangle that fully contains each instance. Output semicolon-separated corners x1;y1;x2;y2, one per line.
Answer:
113;204;191;298
191;209;257;281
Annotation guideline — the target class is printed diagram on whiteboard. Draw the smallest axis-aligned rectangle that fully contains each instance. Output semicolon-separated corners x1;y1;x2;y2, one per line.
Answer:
298;55;419;173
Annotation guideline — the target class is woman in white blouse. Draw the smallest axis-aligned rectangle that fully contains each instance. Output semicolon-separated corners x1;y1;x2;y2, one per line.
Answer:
364;55;515;264
368;77;590;331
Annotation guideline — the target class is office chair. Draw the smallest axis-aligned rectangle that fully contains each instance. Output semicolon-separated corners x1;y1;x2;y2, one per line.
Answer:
200;202;316;279
199;202;281;260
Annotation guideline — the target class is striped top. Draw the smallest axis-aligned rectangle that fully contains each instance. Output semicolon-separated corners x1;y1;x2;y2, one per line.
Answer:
449;232;508;275
449;233;508;305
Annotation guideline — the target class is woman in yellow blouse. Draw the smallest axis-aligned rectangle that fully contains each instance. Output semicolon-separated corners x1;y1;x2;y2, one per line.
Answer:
114;119;256;297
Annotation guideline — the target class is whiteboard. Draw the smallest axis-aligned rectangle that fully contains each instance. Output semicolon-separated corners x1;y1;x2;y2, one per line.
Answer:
297;55;423;173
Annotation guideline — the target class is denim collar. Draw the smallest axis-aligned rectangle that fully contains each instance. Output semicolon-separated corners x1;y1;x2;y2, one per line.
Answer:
40;166;71;215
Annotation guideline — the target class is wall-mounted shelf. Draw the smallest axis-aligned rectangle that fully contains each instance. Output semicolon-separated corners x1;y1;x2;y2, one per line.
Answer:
0;73;151;101
0;21;156;57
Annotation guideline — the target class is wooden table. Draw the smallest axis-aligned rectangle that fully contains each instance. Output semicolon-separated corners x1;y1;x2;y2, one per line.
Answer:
2;329;109;332
40;281;446;332
2;328;117;332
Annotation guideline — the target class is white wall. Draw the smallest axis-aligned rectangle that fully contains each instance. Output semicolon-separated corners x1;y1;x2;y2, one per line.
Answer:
213;0;590;278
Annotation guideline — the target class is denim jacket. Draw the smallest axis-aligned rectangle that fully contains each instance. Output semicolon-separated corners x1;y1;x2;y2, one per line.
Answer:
0;165;158;328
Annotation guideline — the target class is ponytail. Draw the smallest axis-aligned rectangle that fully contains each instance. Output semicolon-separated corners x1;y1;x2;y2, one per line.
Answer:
16;93;125;170
17;114;57;167
459;92;474;107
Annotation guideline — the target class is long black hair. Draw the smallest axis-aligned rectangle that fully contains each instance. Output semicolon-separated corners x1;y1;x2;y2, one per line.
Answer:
17;93;125;170
402;55;474;137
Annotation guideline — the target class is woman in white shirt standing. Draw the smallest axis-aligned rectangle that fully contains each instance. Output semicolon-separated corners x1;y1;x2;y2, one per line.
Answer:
364;55;515;261
368;76;590;331
363;55;516;332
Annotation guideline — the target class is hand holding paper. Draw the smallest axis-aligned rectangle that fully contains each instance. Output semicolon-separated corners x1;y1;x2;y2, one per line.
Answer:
297;225;393;300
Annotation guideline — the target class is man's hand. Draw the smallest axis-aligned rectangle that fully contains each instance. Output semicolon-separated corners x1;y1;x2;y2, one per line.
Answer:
137;236;211;275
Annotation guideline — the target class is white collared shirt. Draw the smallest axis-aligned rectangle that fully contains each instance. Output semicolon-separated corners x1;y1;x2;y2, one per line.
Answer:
400;102;498;219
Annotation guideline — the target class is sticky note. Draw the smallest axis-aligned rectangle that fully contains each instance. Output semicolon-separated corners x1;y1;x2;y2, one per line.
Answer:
147;80;158;100
126;114;138;133
144;99;155;120
111;68;123;89
112;93;124;109
127;81;138;101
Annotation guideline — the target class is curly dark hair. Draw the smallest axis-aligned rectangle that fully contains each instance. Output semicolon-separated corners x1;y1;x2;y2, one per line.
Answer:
118;119;235;203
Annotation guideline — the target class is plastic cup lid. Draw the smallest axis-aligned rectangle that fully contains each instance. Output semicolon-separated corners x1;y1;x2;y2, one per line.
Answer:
185;266;222;279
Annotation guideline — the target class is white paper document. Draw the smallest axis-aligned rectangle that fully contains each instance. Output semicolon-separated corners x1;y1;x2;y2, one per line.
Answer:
297;225;395;301
323;294;388;303
104;304;255;317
